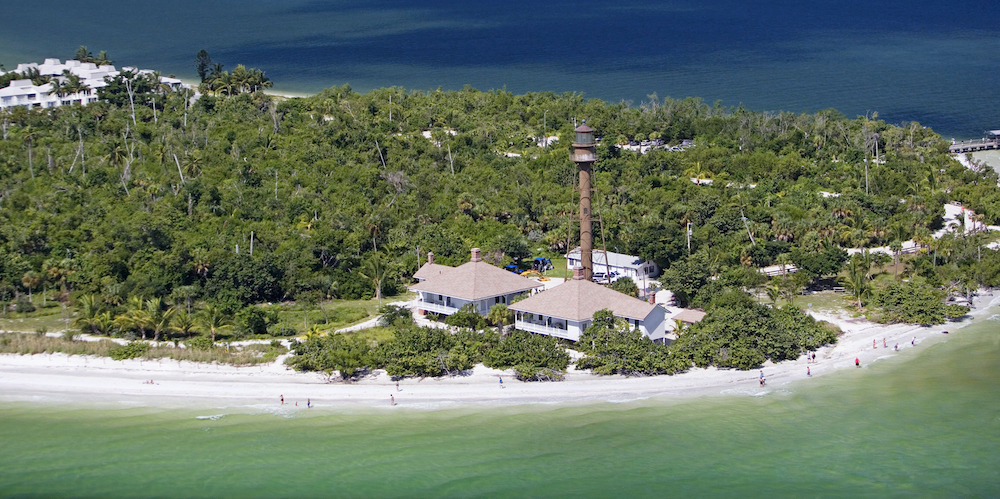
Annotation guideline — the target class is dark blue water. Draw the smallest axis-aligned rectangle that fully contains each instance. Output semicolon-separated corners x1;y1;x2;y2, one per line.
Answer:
1;0;997;138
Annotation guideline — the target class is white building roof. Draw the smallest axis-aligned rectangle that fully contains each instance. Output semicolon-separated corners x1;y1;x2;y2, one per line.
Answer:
565;247;648;270
0;58;188;111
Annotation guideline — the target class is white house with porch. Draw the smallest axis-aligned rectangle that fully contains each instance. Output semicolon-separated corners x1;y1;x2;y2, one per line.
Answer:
509;267;667;342
410;248;542;317
565;247;659;279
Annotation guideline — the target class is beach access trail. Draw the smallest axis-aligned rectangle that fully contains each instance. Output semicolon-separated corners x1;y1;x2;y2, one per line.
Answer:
0;293;995;411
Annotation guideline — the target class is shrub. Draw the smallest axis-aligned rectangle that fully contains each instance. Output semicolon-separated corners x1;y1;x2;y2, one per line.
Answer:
109;341;150;360
945;304;970;320
871;278;946;325
186;336;216;351
378;304;414;327
235;306;277;338
444;303;486;330
15;295;35;313
484;330;569;380
672;290;837;370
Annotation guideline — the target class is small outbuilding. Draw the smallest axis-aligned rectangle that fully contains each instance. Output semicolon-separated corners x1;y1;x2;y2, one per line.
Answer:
565;247;659;279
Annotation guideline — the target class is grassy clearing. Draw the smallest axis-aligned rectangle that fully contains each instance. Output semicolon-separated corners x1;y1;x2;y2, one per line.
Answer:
0;333;288;366
0;308;70;333
788;290;856;313
336;326;395;344
269;292;414;334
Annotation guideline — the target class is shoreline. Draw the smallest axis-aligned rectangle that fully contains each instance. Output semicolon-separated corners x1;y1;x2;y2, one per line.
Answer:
1;293;996;413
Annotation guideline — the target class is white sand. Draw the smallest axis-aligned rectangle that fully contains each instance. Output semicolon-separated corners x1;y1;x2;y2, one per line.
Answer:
1;293;996;411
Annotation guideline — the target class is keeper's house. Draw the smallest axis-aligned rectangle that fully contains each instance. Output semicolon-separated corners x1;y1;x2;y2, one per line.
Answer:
510;267;667;342
410;248;542;316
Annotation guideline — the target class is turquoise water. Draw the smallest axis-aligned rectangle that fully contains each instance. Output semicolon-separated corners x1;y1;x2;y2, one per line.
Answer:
1;313;998;497
0;0;998;138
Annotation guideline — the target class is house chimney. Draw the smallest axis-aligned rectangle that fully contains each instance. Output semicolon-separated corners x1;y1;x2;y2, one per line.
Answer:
572;266;585;280
470;248;482;262
648;292;655;305
427;252;434;265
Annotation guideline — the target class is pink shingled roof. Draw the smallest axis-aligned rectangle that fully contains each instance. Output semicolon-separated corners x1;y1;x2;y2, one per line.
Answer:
413;262;453;281
509;278;657;322
410;260;542;300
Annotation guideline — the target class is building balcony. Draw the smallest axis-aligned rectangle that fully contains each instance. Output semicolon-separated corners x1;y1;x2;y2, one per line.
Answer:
515;319;575;340
418;301;459;316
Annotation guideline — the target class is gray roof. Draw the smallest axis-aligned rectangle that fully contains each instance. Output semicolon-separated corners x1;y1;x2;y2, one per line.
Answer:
409;259;541;300
510;278;657;322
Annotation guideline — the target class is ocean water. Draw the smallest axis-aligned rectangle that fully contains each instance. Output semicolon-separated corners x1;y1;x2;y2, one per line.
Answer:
0;0;998;139
1;311;998;497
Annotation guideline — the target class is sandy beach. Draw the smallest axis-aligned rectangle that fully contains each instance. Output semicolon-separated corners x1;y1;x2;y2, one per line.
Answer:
1;293;996;412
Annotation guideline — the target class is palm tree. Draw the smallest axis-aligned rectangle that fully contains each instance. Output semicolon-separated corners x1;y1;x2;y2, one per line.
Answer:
359;252;390;308
487;303;513;335
17;125;38;179
172;310;198;338
74;46;93;62
842;258;869;310
197;305;230;342
683;161;712;183
890;240;903;280
96;51;112;66
766;283;781;305
145;297;176;342
304;325;324;341
171;284;199;315
115;296;151;339
21;271;39;301
72;294;107;335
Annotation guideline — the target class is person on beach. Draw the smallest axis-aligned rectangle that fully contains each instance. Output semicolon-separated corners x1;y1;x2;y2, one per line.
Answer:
873;339;877;349
499;376;504;388
396;381;400;392
390;394;396;406
807;367;811;376
912;337;915;346
883;338;887;348
894;344;898;351
307;398;311;408
856;357;860;367
280;395;284;405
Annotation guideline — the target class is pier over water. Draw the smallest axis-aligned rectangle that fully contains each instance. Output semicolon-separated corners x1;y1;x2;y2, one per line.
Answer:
950;130;1000;153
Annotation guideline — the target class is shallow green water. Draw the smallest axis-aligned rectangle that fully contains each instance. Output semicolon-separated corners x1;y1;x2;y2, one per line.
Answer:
1;315;999;497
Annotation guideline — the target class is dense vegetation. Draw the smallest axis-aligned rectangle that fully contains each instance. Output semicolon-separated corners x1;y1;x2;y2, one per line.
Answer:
287;305;569;380
2;49;999;371
0;332;287;365
673;291;838;369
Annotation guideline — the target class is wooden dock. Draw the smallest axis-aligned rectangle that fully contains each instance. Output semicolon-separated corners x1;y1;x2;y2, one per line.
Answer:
950;131;1000;153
